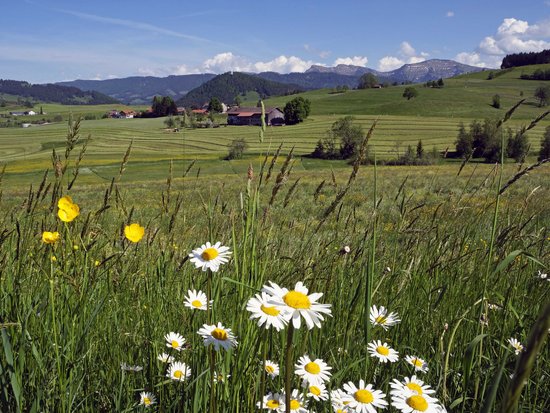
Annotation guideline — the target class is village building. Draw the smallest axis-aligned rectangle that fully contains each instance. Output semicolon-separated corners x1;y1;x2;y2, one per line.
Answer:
226;107;285;126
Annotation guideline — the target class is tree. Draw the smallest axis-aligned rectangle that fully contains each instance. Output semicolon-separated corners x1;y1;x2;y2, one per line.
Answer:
283;97;311;125
534;86;550;107
331;116;364;159
208;97;223;113
152;96;178;117
234;96;242;106
506;129;529;162
358;73;379;89
164;116;176;129
455;122;473;158
492;94;501;109
226;138;248;160
538;126;550;161
402;87;418;100
437;78;444;88
416;140;424;159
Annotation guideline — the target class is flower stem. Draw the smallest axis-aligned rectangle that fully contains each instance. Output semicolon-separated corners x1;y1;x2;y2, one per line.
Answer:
284;324;294;413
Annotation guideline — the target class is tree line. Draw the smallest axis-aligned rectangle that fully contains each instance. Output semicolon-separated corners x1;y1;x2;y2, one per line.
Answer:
501;49;550;69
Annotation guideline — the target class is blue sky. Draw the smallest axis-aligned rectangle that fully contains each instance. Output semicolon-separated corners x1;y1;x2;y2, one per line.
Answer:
1;0;549;83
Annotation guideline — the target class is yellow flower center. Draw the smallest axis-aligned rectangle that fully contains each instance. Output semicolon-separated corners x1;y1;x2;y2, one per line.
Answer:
354;389;374;404
201;247;219;261
375;315;386;324
212;328;228;341
406;382;423;394
266;399;279;408
143;397;151;405
376;346;389;355
261;304;280;316
304;361;321;374
174;370;183;379
309;385;321;396
192;300;202;308
413;358;424;368
171;340;179;349
406;395;428;411
289;400;300;410
283;291;311;309
265;365;275;373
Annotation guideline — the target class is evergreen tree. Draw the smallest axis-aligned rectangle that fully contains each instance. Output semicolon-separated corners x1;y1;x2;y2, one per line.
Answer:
416;140;424;158
455;122;473;158
506;129;529;162
538;125;550;161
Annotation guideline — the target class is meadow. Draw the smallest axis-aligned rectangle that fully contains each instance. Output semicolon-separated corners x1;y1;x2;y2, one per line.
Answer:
0;66;549;412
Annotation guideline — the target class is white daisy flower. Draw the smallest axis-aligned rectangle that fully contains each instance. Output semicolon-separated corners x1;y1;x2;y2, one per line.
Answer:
157;352;174;363
370;305;400;330
286;389;309;413
120;363;143;372
390;376;436;397
257;392;284;410
184;289;210;311
197;322;238;351
405;355;429;373
189;241;231;272
263;281;332;330
508;338;523;355
330;389;347;412
295;355;332;385
341;379;388;412
213;371;230;383
263;360;280;378
164;332;186;351
303;381;328;401
246;292;289;331
367;340;399;363
166;361;191;382
391;388;441;413
536;270;548;281
139;391;156;407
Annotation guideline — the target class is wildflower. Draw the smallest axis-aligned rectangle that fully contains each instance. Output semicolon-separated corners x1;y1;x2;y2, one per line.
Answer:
57;196;79;222
164;332;186;351
330;389;348;412
257;392;284;410
508;338;523;355
50;255;57;262
184;289;210;311
139;391;156;407
167;361;191;382
405;355;429;373
263;360;280;378
286;389;309;413
197;322;237;351
370;305;400;330
246;292;288;331
294;355;332;385
42;231;60;244
391;388;441;413
189;241;231;272
339;245;351;255
390;376;436;397
157;353;174;363
341;380;388;412
537;270;548;281
94;260;101;267
213;371;230;383
368;340;399;363
303;381;328;401
263;281;332;330
120;363;143;372
73;244;79;250
124;223;145;243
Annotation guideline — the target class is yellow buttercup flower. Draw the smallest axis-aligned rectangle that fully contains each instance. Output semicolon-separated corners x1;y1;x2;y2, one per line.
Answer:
57;196;80;222
42;231;60;244
124;223;145;243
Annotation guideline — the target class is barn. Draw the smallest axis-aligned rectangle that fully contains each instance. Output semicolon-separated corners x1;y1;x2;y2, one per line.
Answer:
226;107;285;126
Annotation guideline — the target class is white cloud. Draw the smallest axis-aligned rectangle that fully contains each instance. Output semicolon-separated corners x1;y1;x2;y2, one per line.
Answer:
378;56;405;71
497;18;529;36
333;56;368;66
408;56;426;64
253;55;314;73
446;11;455;18
400;41;416;57
201;52;251;72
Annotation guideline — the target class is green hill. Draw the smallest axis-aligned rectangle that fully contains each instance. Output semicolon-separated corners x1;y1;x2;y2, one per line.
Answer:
177;72;303;107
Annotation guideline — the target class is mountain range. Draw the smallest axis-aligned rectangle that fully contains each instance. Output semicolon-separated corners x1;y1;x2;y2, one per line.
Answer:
56;59;486;105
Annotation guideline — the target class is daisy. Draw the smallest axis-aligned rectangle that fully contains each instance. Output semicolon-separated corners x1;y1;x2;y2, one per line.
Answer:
213;371;230;383
303;381;329;401
508;338;523;355
330;389;348;413
189;241;231;272
391;388;441;413
390;376;436;397
197;322;238;351
246;292;288;331
263;281;332;330
166;361;191;382
157;352;174;363
405;355;429;373
295;355;332;385
370;305;400;330
341;380;388;413
164;332;186;351
257;392;284;410
184;289;210;311
139;391;156;407
286;389;309;413
263;360;280;378
367;340;399;363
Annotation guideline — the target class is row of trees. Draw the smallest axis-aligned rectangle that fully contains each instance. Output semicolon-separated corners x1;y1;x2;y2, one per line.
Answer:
520;68;550;81
501;49;550;68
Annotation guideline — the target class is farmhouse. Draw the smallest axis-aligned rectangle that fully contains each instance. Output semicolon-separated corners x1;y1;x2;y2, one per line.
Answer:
227;107;284;126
